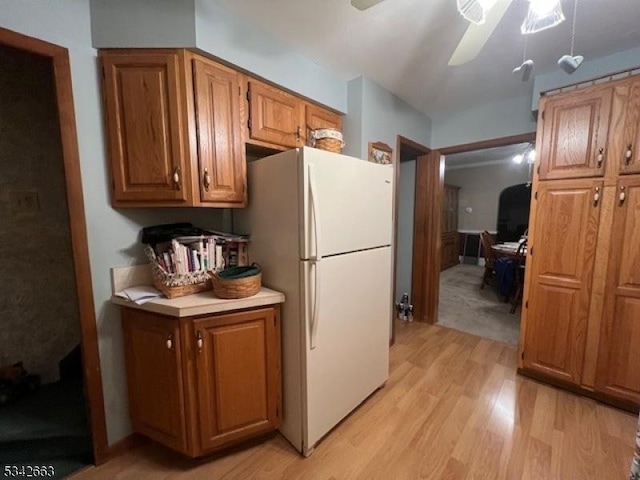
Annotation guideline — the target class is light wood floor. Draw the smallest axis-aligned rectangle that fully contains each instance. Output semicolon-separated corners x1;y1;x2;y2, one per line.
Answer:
76;322;637;479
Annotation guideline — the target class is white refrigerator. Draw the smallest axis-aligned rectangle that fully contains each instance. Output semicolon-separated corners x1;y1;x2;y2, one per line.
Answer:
234;147;393;456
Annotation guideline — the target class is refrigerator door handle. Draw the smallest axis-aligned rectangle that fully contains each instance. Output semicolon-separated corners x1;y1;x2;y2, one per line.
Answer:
308;164;323;263
310;259;321;349
308;164;322;349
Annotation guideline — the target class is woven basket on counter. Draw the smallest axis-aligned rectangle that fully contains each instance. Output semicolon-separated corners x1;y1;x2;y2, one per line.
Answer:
310;128;344;153
211;264;262;299
144;245;211;299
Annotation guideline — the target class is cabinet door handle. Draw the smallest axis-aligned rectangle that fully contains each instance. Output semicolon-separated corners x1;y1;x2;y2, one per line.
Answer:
166;334;174;351
625;144;633;165
203;168;211;191
596;147;604;167
173;167;181;190
296;126;301;141
619;185;627;206
196;331;203;354
593;187;600;207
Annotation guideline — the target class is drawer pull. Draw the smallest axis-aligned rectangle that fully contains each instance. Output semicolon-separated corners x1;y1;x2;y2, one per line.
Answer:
593;187;600;207
166;334;173;351
619;185;626;206
625;144;633;165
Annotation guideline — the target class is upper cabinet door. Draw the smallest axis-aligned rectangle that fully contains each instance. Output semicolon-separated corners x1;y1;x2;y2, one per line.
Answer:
619;78;640;175
192;58;246;206
538;87;613;180
305;104;343;145
101;52;189;204
595;178;640;404
523;179;603;384
247;80;304;148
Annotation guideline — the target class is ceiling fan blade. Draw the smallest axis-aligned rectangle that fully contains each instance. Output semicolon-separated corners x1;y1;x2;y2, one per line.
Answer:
351;0;386;11
448;0;514;66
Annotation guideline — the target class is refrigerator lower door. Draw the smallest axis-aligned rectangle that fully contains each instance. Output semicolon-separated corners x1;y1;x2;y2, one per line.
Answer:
301;246;391;455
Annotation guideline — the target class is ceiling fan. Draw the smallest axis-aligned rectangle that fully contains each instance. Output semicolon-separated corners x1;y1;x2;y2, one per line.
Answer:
350;0;516;66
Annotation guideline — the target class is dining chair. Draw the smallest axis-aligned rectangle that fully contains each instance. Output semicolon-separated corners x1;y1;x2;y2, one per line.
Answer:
479;231;497;289
510;240;527;314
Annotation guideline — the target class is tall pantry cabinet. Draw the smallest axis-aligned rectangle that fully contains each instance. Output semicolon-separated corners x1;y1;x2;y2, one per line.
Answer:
521;75;640;409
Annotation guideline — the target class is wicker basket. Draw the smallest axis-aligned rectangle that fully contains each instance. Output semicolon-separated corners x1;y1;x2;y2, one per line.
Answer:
211;265;261;299
310;128;344;153
144;245;211;299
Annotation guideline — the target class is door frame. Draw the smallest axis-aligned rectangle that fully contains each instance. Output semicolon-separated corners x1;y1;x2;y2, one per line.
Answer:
0;27;109;463
411;132;537;326
392;136;431;343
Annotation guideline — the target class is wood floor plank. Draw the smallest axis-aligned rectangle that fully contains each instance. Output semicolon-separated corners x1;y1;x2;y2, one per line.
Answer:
74;322;636;480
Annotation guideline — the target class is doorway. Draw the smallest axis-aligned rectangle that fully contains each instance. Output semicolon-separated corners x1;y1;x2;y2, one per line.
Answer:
0;27;107;470
400;133;536;344
438;142;534;345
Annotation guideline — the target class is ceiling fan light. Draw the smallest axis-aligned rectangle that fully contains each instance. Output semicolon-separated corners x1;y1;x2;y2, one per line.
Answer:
521;0;565;34
457;0;489;25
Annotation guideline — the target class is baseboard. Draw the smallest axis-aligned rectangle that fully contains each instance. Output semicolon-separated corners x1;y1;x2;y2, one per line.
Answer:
517;367;640;414
101;432;148;463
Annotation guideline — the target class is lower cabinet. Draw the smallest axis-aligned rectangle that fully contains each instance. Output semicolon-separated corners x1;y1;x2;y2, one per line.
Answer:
440;232;459;271
121;305;281;457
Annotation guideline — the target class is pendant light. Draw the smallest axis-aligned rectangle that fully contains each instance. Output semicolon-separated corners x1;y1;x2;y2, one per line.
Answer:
457;0;497;25
557;0;584;74
521;0;565;34
512;35;534;82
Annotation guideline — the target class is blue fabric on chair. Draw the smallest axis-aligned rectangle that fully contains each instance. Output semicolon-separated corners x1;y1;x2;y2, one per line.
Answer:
493;257;516;298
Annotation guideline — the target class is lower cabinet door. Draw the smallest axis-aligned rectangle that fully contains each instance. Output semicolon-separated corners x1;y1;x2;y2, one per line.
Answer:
194;307;281;452
121;309;187;452
595;178;640;405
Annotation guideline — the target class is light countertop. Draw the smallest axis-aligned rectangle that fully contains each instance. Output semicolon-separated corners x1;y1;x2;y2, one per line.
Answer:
111;287;285;318
110;265;284;318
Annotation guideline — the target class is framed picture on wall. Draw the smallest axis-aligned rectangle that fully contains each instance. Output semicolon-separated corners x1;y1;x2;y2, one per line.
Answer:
368;142;393;165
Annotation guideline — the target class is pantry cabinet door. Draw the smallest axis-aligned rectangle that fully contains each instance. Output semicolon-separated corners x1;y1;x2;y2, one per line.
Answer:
193;58;247;206
619;78;640;175
523;179;603;384
538;87;612;180
595;178;640;404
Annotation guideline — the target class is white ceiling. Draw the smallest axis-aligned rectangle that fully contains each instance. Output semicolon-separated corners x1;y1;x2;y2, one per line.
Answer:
215;0;640;117
445;142;531;168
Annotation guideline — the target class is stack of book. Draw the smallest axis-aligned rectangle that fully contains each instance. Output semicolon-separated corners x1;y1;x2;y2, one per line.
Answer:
149;231;249;275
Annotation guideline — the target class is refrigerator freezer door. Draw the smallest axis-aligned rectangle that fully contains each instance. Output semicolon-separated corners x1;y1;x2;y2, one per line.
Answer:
301;246;391;454
301;148;393;260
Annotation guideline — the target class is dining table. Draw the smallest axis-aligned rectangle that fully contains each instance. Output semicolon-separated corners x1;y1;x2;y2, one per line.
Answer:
491;242;527;260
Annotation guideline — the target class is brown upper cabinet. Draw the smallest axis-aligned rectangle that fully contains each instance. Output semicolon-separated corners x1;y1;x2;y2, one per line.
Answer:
305;103;343;144
538;86;613;181
246;79;305;149
618;77;640;175
244;78;343;151
100;49;246;208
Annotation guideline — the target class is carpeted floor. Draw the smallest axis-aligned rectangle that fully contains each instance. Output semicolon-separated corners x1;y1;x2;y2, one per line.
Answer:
0;379;93;479
438;263;520;345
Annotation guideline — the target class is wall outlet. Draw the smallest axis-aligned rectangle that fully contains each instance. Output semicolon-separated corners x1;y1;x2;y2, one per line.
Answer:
9;191;40;214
